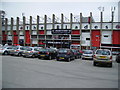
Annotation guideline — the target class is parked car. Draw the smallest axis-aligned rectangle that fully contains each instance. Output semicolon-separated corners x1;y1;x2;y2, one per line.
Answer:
112;51;120;55
116;53;120;63
9;46;28;56
38;48;57;60
81;50;94;60
0;46;14;55
93;49;112;67
22;47;40;58
71;49;81;59
56;48;75;62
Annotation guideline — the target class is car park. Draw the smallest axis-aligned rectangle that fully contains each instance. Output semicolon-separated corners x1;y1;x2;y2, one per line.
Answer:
38;48;57;60
22;47;40;58
116;53;120;63
81;50;93;60
93;49;112;67
0;46;14;55
56;48;75;62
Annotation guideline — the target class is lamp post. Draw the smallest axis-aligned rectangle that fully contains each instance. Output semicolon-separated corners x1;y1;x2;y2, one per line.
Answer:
111;6;115;22
98;6;104;49
111;6;115;51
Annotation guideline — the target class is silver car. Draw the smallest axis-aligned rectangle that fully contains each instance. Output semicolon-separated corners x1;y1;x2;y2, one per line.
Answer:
93;49;112;67
9;46;28;56
81;50;93;60
0;46;14;55
22;47;40;58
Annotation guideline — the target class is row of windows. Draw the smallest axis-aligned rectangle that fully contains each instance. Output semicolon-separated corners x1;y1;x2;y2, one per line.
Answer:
2;23;120;30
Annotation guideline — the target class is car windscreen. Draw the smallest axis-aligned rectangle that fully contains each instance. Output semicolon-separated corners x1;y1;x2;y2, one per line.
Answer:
34;48;39;51
96;50;110;55
13;47;19;50
26;48;32;51
20;47;25;50
84;51;93;54
23;47;30;50
58;49;68;53
39;49;49;52
39;49;54;52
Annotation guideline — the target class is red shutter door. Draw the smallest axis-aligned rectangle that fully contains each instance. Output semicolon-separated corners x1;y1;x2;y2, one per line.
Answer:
25;30;30;44
72;30;80;35
13;31;18;44
2;31;7;41
113;30;120;44
72;41;80;45
91;30;100;47
39;30;45;35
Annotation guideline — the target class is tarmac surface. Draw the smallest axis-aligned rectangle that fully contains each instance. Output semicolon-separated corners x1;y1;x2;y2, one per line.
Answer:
2;55;119;88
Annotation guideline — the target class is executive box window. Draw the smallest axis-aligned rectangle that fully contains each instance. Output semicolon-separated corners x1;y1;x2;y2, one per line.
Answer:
75;26;78;29
41;26;43;30
57;25;60;29
104;35;109;37
65;25;68;29
86;38;90;40
82;30;90;32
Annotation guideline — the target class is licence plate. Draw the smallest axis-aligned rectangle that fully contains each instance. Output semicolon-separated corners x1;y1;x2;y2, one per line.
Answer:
59;57;64;59
99;56;106;59
41;55;45;57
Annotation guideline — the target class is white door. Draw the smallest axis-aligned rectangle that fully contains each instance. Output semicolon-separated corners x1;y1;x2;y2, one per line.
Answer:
81;32;90;46
101;31;112;44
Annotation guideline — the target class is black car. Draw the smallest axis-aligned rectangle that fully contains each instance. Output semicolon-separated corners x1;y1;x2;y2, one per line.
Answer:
116;53;120;63
38;48;57;60
56;48;75;62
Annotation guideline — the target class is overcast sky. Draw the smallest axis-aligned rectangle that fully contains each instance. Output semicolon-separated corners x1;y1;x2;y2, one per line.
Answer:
0;0;119;22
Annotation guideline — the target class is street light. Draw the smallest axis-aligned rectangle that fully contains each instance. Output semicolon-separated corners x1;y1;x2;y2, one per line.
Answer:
111;6;116;22
98;6;104;12
98;6;104;49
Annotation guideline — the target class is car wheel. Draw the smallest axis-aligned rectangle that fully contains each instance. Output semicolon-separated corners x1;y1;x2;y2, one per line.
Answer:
38;57;41;59
4;51;8;55
67;58;71;62
108;63;112;67
73;56;75;60
49;56;52;60
18;53;21;56
116;59;119;63
23;56;26;58
56;58;59;61
93;62;96;66
32;54;35;58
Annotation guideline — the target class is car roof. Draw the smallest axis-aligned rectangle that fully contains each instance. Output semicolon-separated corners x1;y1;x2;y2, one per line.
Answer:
96;49;111;51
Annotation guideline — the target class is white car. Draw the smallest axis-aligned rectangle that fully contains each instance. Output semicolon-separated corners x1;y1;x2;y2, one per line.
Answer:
81;50;93;60
93;49;112;67
0;46;14;55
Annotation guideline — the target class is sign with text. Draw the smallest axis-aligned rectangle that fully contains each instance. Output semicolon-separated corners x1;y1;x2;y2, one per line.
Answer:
51;29;71;34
